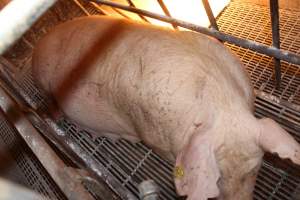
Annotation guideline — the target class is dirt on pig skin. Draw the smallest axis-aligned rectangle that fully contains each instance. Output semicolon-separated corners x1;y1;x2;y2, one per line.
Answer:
32;16;300;200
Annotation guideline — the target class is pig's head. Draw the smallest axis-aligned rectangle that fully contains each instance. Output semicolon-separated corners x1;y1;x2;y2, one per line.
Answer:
174;117;300;200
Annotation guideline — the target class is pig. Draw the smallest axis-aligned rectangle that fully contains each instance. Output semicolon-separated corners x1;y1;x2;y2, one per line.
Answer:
32;16;300;200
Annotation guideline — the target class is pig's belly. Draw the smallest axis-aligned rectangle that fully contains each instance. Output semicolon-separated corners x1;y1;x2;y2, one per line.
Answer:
55;82;140;142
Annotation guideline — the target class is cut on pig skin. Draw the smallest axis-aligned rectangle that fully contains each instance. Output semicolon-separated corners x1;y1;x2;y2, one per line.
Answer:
32;16;300;200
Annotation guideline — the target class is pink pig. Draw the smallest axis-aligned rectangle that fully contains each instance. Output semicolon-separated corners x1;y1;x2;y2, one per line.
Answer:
32;16;300;200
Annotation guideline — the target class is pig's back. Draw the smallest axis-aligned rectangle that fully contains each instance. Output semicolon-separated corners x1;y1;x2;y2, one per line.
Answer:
32;16;254;159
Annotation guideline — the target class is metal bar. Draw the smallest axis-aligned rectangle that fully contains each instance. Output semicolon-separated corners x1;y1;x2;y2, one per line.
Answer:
73;0;91;16
0;86;95;200
126;0;150;23
202;0;219;30
156;0;178;29
254;89;300;112
88;0;300;66
45;118;138;200
0;0;57;54
90;2;109;15
112;7;132;19
270;0;281;87
0;57;40;110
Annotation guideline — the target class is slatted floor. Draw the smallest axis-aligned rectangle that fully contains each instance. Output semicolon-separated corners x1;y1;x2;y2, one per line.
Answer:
1;1;300;200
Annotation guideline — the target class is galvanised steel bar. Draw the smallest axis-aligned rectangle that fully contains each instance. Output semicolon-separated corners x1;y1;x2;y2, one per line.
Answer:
88;0;300;66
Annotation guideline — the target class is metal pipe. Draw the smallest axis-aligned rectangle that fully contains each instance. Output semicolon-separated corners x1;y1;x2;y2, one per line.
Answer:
112;7;131;19
0;0;57;54
254;89;300;112
45;118;138;200
90;2;109;15
0;57;40;110
156;0;178;29
73;0;91;16
0;86;95;200
202;0;219;30
88;0;300;66
270;0;281;87
138;180;160;200
126;0;149;23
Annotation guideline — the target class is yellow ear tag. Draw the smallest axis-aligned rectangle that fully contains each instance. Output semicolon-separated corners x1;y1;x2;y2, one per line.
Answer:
174;166;184;178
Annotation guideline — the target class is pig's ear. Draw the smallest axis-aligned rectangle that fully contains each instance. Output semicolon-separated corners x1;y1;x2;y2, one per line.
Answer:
174;134;220;200
258;118;300;165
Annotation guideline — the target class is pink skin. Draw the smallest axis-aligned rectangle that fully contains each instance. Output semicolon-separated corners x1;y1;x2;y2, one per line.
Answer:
32;16;300;200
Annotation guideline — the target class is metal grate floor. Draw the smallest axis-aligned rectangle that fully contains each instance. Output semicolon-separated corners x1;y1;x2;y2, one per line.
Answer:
0;111;66;200
218;1;300;106
1;1;300;200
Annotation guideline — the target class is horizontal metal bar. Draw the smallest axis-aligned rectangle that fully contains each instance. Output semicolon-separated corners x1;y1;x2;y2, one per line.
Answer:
0;0;57;54
88;0;300;66
270;0;281;87
126;0;149;23
254;89;300;112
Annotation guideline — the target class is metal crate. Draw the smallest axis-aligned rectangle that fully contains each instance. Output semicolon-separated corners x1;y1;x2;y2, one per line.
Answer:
0;108;66;200
0;1;300;200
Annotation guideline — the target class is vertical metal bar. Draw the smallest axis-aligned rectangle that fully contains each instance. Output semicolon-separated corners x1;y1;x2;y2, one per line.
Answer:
270;0;281;88
126;0;150;22
156;0;178;29
202;0;219;30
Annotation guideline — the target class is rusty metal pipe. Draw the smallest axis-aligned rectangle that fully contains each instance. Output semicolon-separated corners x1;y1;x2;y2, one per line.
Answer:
88;0;300;66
